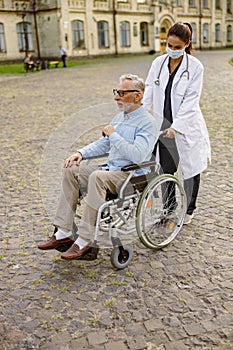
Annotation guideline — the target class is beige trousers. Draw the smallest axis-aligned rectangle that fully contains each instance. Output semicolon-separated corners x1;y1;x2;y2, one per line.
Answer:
53;162;128;241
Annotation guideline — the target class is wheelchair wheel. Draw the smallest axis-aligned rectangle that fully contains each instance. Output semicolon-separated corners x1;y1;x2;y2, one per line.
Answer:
110;245;133;269
136;174;186;250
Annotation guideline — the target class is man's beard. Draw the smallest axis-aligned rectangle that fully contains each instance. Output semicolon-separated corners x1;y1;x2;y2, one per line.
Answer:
117;102;134;113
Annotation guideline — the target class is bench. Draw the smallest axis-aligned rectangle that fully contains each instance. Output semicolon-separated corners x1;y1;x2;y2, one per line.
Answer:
48;61;59;68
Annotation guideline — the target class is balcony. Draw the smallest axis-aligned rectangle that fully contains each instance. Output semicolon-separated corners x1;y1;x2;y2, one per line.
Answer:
117;2;131;11
137;4;150;12
93;1;109;10
68;0;85;9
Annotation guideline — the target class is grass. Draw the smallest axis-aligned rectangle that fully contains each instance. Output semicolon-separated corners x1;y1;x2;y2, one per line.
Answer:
0;60;89;76
0;63;25;75
67;60;88;68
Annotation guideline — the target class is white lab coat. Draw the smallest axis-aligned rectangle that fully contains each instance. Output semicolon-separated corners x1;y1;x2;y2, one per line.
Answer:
143;52;211;180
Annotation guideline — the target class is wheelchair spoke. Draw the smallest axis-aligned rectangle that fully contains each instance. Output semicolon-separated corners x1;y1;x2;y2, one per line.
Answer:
136;174;186;249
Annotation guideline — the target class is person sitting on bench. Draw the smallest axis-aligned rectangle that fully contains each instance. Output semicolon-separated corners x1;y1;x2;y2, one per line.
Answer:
38;74;160;260
24;54;40;71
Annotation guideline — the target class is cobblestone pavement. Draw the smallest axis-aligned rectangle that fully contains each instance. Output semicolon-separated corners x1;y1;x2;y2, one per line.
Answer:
0;50;233;350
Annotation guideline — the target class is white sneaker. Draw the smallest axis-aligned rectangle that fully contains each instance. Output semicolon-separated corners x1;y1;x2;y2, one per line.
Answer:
183;213;194;225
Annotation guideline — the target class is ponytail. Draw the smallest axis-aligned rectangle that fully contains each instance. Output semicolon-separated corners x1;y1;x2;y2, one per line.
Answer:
183;22;193;55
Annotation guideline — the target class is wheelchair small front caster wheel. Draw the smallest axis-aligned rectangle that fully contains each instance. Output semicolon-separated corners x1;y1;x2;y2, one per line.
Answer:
110;245;133;269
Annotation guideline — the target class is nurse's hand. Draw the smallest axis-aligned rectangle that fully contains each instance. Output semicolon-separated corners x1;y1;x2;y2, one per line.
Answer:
164;128;177;139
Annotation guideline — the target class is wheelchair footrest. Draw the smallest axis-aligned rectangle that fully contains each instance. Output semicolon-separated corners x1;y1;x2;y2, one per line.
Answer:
55;241;74;253
78;246;99;261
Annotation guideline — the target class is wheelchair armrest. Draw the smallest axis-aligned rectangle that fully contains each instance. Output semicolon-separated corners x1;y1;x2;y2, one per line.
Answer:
121;160;158;172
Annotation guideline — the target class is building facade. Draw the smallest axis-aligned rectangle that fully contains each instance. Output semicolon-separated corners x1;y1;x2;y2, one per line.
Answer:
0;0;233;62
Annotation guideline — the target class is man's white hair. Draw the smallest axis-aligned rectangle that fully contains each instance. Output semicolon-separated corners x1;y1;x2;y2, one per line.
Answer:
119;74;145;93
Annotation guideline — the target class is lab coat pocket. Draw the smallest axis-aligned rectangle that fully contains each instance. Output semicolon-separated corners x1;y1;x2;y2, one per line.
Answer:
176;132;191;151
173;75;189;96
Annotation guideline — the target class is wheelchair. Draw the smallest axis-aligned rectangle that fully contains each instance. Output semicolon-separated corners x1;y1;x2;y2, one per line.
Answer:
56;160;187;269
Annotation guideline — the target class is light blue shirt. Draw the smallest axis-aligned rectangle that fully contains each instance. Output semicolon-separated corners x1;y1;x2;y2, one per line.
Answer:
78;106;159;175
60;48;66;55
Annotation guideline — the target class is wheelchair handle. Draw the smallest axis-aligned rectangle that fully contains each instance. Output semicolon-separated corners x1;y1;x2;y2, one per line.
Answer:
159;129;168;136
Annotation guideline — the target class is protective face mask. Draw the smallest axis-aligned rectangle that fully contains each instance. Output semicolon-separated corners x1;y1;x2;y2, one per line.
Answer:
166;47;185;59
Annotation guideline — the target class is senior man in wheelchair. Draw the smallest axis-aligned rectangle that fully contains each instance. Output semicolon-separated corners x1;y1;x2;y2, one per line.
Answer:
38;74;159;260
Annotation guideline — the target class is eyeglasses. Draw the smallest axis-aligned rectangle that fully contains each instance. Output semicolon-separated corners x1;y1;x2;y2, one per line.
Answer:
113;89;139;97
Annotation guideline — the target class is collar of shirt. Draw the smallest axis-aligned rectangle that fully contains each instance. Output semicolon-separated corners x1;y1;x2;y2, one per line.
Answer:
123;105;144;120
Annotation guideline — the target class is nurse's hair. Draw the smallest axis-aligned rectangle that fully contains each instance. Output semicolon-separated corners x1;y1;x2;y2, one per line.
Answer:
167;22;193;55
119;74;145;93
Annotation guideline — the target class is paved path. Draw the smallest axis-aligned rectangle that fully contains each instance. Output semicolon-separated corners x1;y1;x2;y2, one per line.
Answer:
0;51;233;350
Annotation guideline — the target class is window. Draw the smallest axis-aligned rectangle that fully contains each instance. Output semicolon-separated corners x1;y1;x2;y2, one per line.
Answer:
227;0;232;13
202;0;208;8
176;0;182;6
97;21;109;48
140;22;148;46
189;0;195;7
16;22;33;52
120;21;130;47
203;23;209;43
72;20;85;49
133;23;138;37
215;24;221;42
227;25;232;42
191;22;197;43
215;0;221;9
0;23;6;52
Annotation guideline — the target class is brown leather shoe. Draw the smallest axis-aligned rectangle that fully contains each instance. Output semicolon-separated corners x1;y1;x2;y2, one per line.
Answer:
61;243;92;260
38;235;74;250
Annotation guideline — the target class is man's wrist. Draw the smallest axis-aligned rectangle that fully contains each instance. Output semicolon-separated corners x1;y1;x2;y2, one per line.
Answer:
76;151;82;157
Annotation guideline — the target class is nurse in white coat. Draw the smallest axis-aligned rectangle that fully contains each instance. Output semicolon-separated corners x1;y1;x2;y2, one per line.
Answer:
143;22;211;224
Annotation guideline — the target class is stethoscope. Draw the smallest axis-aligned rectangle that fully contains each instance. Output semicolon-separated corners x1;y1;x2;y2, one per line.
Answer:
154;52;190;86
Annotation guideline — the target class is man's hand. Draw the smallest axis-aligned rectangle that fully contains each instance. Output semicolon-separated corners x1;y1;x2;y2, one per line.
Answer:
102;125;115;137
164;127;177;139
64;152;82;168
